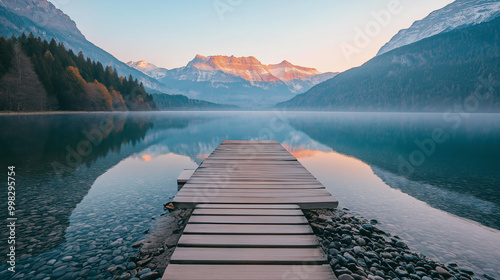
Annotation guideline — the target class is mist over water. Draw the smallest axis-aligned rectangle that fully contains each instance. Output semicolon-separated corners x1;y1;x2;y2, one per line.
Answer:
0;111;499;279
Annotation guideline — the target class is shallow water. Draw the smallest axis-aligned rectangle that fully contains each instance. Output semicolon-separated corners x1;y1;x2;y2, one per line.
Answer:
0;111;499;279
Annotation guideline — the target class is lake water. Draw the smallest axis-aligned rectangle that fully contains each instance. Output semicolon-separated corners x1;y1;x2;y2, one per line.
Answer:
0;111;499;279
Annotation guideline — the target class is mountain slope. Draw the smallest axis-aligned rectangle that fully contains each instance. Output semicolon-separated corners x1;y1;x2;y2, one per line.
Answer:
378;0;500;55
128;55;337;107
278;17;500;112
0;0;168;92
0;34;157;111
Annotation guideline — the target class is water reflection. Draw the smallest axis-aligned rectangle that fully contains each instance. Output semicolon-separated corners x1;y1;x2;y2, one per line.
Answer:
288;112;500;229
297;150;500;278
0;112;499;279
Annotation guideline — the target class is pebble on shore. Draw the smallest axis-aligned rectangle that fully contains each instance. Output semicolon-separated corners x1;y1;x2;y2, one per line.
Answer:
109;207;192;280
305;208;485;280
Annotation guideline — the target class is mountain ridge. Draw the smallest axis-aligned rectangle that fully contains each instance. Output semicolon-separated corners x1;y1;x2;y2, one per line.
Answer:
278;16;500;112
127;55;337;107
0;0;170;93
378;0;500;55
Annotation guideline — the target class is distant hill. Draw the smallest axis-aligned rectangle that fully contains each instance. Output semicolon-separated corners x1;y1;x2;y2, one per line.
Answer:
278;16;500;112
128;55;337;108
153;94;238;111
378;0;500;55
0;0;169;93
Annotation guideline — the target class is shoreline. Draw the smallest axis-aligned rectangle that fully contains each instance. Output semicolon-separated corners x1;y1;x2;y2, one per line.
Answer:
109;207;490;280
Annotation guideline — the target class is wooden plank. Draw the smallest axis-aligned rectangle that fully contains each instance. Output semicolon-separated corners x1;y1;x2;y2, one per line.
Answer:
174;196;339;209
195;204;300;209
182;185;325;189
162;264;336;280
187;215;308;224
176;191;331;198
170;247;327;264
177;169;196;184
192;209;303;216
183;224;313;235
179;189;330;195
177;234;319;247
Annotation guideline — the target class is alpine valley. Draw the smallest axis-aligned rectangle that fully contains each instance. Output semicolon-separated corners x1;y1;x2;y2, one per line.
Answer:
127;55;337;108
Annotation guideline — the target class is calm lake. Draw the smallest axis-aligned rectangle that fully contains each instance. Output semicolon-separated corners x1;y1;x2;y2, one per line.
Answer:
0;111;499;279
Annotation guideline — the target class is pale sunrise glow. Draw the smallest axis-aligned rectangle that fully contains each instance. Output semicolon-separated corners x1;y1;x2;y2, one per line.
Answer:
48;0;454;72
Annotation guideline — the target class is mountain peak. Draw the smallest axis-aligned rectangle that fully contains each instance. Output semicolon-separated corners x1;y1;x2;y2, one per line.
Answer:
265;60;322;81
187;55;281;82
378;0;500;55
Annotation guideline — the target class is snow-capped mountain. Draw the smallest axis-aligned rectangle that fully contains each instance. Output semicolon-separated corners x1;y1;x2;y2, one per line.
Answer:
128;55;337;95
126;60;168;80
378;0;500;55
266;60;321;81
266;60;337;93
127;55;337;107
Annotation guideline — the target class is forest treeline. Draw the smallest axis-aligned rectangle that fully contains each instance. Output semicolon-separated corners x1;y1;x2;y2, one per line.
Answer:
0;33;157;111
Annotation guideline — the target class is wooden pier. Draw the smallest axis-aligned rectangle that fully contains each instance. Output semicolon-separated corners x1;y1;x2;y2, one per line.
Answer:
163;141;338;280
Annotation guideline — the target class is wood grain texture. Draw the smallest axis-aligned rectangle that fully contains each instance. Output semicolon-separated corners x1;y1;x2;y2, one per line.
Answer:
162;265;336;280
163;141;338;280
177;234;319;247
170;247;328;264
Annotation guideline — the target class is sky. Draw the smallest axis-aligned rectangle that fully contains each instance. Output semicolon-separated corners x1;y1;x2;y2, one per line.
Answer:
48;0;454;73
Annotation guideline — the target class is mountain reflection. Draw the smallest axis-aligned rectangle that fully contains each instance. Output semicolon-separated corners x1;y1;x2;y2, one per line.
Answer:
0;111;499;262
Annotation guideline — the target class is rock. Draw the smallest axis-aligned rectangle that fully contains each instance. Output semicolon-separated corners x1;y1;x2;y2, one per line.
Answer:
328;248;340;256
164;202;174;210
61;256;73;262
46;259;56;265
341;235;353;245
353;246;365;255
435;266;452;278
344;252;357;263
88;257;99;263
137;257;153;266
51;266;68;278
338;275;355;280
139;271;160;280
406;263;416;273
356;238;366;246
360;228;371;236
138;268;151;276
335;268;352;276
403;253;415;262
350;273;366;280
132;240;144;248
362;224;373;231
115;272;131;280
410;274;422;280
113;256;125;264
127;262;137;269
381;252;392;259
395;241;407;248
395;267;409;277
337;256;348;266
458;267;474;275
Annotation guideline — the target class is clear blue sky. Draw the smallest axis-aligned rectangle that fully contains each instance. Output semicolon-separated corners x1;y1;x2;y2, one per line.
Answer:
49;0;454;72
